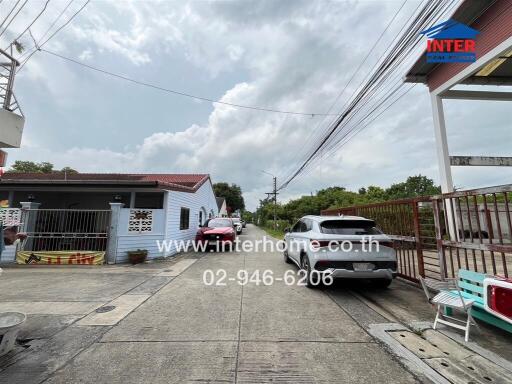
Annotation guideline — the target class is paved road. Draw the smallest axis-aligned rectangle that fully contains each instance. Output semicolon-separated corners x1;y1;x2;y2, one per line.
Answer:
1;224;420;383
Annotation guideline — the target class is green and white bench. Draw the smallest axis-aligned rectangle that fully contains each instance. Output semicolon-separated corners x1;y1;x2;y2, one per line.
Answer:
450;269;512;334
421;269;512;341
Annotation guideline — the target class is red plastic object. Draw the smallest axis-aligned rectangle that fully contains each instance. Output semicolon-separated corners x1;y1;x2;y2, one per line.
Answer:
487;284;512;320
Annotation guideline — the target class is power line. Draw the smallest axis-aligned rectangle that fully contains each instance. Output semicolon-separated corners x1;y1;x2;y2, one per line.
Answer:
278;0;457;190
279;0;428;184
287;0;458;186
37;0;75;44
38;48;344;117
5;0;51;50
17;0;89;72
278;0;409;181
0;0;28;38
285;84;417;188
0;0;23;32
16;0;75;62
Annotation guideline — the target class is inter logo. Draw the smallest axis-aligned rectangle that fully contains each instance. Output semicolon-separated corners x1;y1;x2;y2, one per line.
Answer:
420;19;479;63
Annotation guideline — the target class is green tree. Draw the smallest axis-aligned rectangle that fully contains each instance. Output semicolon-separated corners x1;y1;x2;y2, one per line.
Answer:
386;175;440;200
366;185;388;201
213;182;245;213
255;174;440;234
10;161;54;173
9;161;79;174
60;166;78;174
241;211;253;223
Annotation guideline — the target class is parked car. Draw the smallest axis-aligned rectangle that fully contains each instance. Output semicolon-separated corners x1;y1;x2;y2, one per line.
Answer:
284;215;397;288
195;218;236;250
231;217;243;235
241;219;246;228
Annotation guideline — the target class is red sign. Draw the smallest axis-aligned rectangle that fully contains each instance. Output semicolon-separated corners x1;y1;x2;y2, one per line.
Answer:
0;150;6;167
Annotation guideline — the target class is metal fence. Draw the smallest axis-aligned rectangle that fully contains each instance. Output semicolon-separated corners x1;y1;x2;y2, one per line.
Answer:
432;185;512;279
19;209;111;252
322;198;432;282
321;184;512;282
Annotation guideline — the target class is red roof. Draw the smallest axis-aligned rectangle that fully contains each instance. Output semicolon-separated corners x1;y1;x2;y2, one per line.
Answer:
0;173;210;192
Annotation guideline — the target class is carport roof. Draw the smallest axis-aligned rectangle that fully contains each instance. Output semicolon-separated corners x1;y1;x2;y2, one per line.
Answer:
0;173;210;192
404;0;512;86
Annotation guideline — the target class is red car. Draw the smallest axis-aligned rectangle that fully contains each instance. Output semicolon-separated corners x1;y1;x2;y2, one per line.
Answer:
195;218;236;251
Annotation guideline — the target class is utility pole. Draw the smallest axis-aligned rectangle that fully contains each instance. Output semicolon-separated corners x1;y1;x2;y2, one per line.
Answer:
262;171;278;230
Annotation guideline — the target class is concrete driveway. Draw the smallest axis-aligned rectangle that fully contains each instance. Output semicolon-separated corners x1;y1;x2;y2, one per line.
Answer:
0;224;459;383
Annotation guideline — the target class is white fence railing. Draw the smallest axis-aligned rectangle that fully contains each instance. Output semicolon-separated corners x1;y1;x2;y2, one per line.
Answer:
0;208;22;227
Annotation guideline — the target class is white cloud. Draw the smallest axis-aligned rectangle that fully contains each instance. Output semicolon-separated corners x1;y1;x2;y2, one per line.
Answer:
6;0;512;211
78;49;93;61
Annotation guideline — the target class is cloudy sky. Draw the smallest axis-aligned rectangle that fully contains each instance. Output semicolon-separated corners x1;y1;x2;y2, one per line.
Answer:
2;0;511;210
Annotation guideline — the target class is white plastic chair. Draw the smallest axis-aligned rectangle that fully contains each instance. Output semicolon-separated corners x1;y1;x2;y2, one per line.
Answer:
419;276;477;342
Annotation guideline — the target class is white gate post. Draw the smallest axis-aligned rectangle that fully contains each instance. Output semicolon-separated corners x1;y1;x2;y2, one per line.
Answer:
107;202;123;264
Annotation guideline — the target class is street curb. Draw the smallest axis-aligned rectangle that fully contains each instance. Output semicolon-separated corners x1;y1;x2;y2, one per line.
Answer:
368;323;451;384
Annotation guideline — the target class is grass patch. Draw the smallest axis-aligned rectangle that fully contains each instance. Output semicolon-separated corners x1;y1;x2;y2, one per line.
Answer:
259;226;285;240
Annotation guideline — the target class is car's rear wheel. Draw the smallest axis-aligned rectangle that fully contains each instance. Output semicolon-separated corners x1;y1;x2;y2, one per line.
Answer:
301;254;318;288
373;278;392;289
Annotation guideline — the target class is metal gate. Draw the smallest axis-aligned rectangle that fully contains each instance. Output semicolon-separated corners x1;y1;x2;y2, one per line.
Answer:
322;198;433;283
18;209;111;252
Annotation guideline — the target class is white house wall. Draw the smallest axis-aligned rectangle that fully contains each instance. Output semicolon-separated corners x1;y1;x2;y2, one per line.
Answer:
0;245;16;263
114;208;166;263
164;181;218;256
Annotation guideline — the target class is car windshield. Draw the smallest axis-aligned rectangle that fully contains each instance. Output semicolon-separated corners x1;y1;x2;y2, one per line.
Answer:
207;219;232;228
319;220;383;235
231;218;240;223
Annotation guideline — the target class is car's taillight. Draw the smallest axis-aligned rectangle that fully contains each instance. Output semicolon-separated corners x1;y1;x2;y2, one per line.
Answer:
310;240;332;249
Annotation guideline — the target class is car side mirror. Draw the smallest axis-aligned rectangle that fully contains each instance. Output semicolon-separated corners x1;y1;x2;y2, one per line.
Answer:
284;227;291;233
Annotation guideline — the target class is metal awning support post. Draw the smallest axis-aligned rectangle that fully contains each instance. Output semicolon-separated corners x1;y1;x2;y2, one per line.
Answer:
430;94;457;240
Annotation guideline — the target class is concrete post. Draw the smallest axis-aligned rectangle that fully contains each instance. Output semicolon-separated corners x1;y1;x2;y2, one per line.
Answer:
107;202;123;264
19;201;40;251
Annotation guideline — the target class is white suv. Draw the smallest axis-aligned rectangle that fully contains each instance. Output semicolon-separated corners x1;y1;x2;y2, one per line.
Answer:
231;217;243;235
284;215;397;288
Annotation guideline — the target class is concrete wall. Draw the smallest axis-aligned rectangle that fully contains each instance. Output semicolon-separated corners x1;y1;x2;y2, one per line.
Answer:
0;245;16;263
458;204;512;240
113;208;165;263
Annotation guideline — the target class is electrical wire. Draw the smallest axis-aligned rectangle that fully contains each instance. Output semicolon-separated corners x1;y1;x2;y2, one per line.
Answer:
17;0;88;72
38;48;347;117
0;0;28;38
0;0;23;32
5;0;51;50
290;84;418;187
278;0;410;181
282;0;459;188
278;0;458;190
279;0;430;183
16;0;74;62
